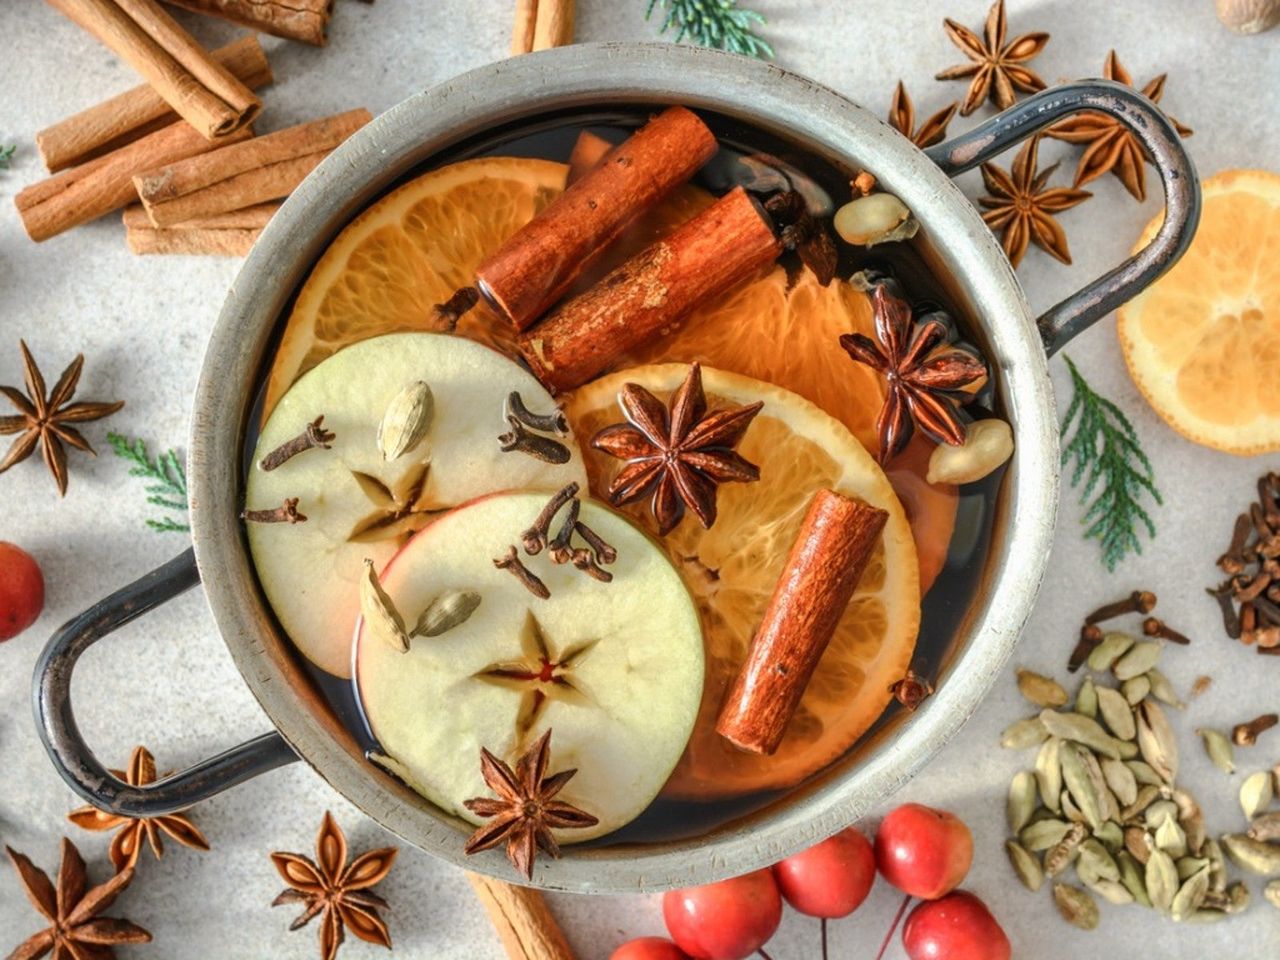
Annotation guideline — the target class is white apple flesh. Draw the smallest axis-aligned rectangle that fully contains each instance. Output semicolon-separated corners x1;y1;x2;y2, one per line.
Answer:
355;492;705;842
246;333;585;677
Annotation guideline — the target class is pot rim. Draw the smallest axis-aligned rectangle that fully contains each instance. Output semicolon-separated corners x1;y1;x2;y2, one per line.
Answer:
190;41;1057;892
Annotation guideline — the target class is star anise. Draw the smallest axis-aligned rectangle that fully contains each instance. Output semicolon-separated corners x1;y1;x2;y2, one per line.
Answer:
270;811;397;960
978;135;1092;267
936;0;1049;115
463;729;598;880
5;837;151;960
888;81;958;149
67;745;210;874
839;284;987;463
590;363;762;535
0;341;124;496
1046;50;1193;201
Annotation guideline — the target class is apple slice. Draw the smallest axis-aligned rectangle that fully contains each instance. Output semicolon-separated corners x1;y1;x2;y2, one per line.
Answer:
246;333;586;677
355;492;704;842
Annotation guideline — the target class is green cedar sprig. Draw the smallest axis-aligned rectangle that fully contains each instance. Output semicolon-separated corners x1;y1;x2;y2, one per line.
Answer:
108;432;190;533
1059;356;1162;571
0;144;15;169
644;0;774;59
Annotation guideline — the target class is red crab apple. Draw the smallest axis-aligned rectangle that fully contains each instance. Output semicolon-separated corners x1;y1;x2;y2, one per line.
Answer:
355;491;704;843
902;890;1011;960
875;803;973;899
610;938;691;960
0;542;44;641
662;869;782;960
773;826;876;917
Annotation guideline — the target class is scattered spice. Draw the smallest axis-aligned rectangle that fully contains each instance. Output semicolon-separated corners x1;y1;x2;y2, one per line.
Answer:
521;483;580;555
260;415;334;471
463;729;598;879
243;497;307;524
1191;675;1213;698
378;381;434;462
1046;51;1192;202
68;745;210;872
546;498;581;565
570;546;613;583
887;80;958;148
936;0;1049;115
359;558;411;654
1233;713;1278;747
495;545;551;599
505;391;569;437
1209;472;1280;650
498;415;572;464
839;282;986;463
978;135;1091;267
412;589;482;638
0;340;125;496
1142;617;1191;645
5;838;151;958
1060;356;1162;571
108;431;189;532
271;810;396;960
890;668;936;711
1086;591;1158;625
591;363;762;534
1068;623;1104;672
574;521;617;566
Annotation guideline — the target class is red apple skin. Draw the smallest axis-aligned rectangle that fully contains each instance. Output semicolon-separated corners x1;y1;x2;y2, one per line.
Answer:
610;938;691;960
662;869;782;960
773;827;876;918
0;542;45;641
875;803;974;899
902;891;1011;960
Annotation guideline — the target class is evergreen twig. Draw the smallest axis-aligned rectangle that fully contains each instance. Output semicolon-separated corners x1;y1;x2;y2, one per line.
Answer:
644;0;774;59
0;144;15;169
108;432;190;533
1059;357;1161;571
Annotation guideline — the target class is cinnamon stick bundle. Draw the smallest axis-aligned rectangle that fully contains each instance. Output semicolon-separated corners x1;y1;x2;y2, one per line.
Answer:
466;872;575;960
46;0;261;139
161;0;332;46
15;121;253;242
37;35;272;173
511;0;574;54
476;105;718;332
133;108;371;226
519;186;781;393
123;201;277;255
716;490;889;756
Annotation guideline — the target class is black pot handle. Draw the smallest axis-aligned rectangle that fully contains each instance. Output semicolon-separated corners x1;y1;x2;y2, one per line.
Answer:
33;548;298;817
924;80;1200;355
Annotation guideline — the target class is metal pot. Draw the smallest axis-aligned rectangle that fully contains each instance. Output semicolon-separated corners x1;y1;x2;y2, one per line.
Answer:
34;43;1198;893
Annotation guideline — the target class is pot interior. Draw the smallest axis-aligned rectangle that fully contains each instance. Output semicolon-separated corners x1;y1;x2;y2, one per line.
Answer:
197;43;1055;892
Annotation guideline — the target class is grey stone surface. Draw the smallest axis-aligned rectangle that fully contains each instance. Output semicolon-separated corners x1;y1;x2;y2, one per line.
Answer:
0;0;1277;957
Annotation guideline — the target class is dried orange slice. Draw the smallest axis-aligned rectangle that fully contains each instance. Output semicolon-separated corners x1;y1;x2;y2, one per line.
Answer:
1117;169;1280;455
565;364;920;800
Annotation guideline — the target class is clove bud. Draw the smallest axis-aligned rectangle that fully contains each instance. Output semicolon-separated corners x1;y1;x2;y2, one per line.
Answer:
242;497;307;524
259;415;334;471
1085;590;1156;625
1233;713;1279;747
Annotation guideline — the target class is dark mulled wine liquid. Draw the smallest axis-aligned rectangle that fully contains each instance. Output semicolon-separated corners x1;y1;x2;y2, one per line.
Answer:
242;106;1007;846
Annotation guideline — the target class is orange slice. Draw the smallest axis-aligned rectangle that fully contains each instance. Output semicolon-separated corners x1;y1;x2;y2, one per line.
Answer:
565;364;920;800
626;266;958;592
1117;169;1280;455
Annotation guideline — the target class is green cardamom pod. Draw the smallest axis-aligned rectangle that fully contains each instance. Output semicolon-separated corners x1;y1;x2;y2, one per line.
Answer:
412;589;482;638
1248;811;1280;842
1197;728;1235;775
1005;840;1044;892
1176;856;1209;881
1102;758;1138;807
1093;820;1124;852
1240;770;1274;819
377;380;434;461
1113;640;1162;681
1008;771;1037;833
1264;879;1280;910
1074;676;1098;718
1120;674;1150;705
1039;709;1122;759
1145;847;1179;913
1001;716;1048;749
1126;759;1163;787
1062;744;1105;830
1136;700;1178;783
1086;878;1134;905
1021;818;1071;852
359;558;410;653
1079;838;1120;882
1171;865;1211;921
1116;850;1151;906
1155;815;1188;860
1124;824;1152;865
1053;883;1100;930
1086;632;1135;672
1121;783;1162;822
1035;737;1063;813
1096;686;1137;741
1221;833;1280;877
1145;668;1183;708
1017;668;1068;708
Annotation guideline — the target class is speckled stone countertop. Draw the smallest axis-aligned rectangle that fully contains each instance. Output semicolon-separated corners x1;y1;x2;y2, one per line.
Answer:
1;1;1277;957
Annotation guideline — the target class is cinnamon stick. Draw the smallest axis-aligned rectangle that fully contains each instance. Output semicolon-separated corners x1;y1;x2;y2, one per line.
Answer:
519;186;780;393
565;130;611;186
476;105;718;332
123;201;277;255
46;0;261;139
466;872;575;960
716;490;889;756
161;0;332;46
511;0;538;54
15;120;253;242
532;0;574;50
133;108;371;226
37;35;272;173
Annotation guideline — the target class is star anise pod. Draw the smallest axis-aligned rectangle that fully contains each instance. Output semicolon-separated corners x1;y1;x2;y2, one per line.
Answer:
5;837;151;960
936;0;1049;115
888;81;958;149
0;341;124;496
68;745;210;874
978;135;1092;267
839;284;987;463
1046;50;1193;201
590;363;762;535
270;811;397;960
463;729;598;880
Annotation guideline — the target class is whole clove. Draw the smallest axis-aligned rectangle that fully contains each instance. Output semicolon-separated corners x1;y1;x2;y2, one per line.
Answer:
547;499;581;565
520;483;579;555
259;415;334;471
1085;591;1157;625
498;415;571;464
1233;713;1279;747
571;546;613;583
505;391;569;437
434;285;480;329
1068;623;1104;672
242;497;306;524
1143;617;1191;645
574;521;617;566
493;545;550;599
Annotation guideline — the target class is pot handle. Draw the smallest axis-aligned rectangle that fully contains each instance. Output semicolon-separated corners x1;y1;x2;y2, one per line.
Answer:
924;80;1200;355
33;548;299;818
